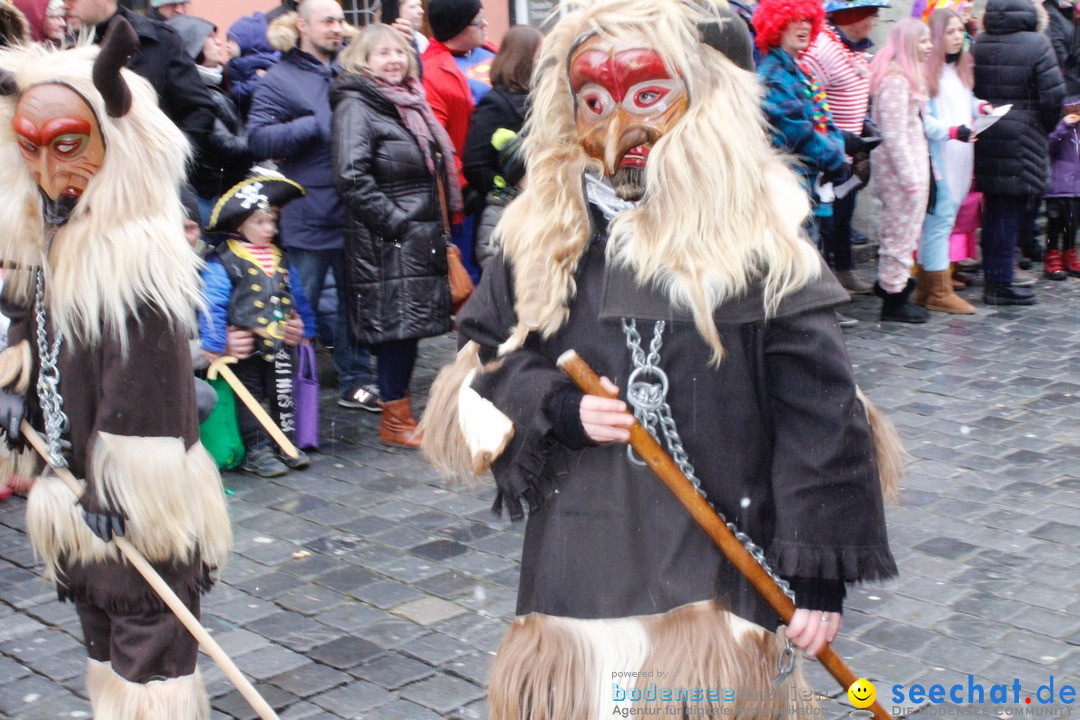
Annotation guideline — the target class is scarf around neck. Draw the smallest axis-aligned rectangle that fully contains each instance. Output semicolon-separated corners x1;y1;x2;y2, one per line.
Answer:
368;74;463;214
197;64;224;87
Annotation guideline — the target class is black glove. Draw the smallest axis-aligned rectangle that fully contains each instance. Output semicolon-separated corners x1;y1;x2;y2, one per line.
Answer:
861;118;882;140
859;118;883;152
193;377;217;424
852;155;871;185
822;163;853;186
0;390;25;449
954;125;972;143
82;508;125;542
841;130;865;156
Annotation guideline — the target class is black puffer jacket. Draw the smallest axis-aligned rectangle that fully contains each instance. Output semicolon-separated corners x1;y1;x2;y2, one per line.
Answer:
1043;0;1080;95
463;87;527;200
330;73;451;345
191;86;253;200
973;0;1065;196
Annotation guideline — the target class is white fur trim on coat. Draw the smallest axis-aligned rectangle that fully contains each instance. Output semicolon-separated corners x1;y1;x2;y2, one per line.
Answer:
90;434;231;568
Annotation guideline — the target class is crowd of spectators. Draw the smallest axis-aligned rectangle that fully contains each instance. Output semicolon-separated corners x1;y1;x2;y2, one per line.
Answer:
752;0;1070;322
0;0;1075;487
0;0;527;483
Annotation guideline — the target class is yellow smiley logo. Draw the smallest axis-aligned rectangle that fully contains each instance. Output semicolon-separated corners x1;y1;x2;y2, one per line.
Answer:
848;679;876;709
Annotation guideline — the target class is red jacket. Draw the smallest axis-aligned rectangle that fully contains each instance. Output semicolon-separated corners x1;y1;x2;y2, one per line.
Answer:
421;39;497;190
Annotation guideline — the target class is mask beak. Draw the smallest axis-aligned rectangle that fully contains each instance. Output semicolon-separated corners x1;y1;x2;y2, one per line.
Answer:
602;108;652;177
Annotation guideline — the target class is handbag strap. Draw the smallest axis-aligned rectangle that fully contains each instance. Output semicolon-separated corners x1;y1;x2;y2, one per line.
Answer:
434;147;452;236
297;344;317;380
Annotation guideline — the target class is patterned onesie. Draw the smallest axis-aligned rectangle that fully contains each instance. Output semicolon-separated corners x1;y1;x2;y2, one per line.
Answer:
871;72;930;293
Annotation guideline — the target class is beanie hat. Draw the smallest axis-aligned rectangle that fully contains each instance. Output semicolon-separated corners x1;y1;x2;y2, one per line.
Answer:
151;0;188;7
168;15;215;61
428;0;482;42
10;0;43;42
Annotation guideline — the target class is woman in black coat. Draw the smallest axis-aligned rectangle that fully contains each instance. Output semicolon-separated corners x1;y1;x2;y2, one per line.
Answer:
463;25;542;266
331;23;456;448
169;15;254;222
972;0;1064;305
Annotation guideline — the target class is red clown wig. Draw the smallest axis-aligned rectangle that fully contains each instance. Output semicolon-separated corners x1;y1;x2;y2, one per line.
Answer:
751;0;826;55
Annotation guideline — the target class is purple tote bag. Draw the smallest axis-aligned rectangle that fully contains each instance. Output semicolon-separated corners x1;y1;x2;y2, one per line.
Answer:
293;343;320;450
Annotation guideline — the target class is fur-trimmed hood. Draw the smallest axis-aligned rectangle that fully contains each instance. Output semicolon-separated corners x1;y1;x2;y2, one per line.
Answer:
983;0;1049;34
266;11;358;53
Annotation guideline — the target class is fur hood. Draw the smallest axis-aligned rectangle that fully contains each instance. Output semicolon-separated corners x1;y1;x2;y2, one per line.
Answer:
983;0;1049;34
266;11;358;53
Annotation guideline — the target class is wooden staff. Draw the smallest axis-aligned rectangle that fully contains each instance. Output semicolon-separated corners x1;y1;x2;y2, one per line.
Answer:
20;421;282;720
207;355;298;459
556;350;892;720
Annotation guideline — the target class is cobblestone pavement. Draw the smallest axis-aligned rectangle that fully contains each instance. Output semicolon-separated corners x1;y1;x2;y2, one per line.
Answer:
1;269;1079;720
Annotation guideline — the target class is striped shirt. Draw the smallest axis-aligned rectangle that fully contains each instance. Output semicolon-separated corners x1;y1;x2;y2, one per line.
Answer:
247;244;279;275
802;26;872;133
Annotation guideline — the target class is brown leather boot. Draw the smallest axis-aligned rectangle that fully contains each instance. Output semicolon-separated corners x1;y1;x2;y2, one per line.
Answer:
379;397;423;448
913;264;929;305
924;269;975;314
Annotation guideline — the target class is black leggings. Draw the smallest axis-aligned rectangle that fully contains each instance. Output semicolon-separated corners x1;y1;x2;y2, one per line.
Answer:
376;338;419;402
232;349;294;451
1045;197;1080;253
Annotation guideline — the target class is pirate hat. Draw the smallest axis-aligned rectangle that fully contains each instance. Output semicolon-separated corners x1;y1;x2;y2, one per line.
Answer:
207;171;305;233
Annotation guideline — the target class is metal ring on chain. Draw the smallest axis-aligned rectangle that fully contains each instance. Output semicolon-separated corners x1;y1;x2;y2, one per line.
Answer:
626;367;669;412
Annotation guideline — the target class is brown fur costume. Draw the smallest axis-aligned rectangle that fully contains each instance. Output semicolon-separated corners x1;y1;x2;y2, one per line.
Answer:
0;25;231;720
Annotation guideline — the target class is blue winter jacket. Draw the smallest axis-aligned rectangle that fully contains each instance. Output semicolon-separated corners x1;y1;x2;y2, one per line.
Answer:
200;252;317;354
247;48;344;252
758;48;846;190
226;12;279;115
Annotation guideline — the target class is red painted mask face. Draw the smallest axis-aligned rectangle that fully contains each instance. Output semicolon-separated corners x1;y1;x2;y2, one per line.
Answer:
569;35;688;179
13;83;105;204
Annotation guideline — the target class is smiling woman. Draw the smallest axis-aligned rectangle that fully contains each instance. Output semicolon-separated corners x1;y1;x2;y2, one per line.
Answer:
330;22;454;448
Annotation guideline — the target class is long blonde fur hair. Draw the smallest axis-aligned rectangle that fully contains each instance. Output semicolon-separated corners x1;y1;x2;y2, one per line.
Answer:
0;42;200;350
494;0;821;364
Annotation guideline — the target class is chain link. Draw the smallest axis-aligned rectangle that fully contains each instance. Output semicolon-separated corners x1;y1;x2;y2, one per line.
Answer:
35;270;68;468
621;318;797;684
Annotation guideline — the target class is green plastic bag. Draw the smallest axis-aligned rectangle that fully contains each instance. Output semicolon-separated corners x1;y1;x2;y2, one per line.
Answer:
199;376;245;470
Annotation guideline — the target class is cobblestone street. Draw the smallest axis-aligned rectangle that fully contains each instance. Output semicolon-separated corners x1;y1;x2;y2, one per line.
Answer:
1;270;1079;720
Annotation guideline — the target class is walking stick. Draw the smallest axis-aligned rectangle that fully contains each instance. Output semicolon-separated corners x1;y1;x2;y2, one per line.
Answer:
20;421;282;720
206;355;298;459
556;350;892;720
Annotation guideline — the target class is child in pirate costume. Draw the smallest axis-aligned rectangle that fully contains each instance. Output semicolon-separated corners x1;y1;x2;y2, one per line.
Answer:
201;173;314;477
420;1;900;717
0;18;231;720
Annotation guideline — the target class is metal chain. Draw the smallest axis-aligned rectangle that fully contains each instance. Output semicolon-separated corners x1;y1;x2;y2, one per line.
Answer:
34;270;68;468
621;318;797;684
